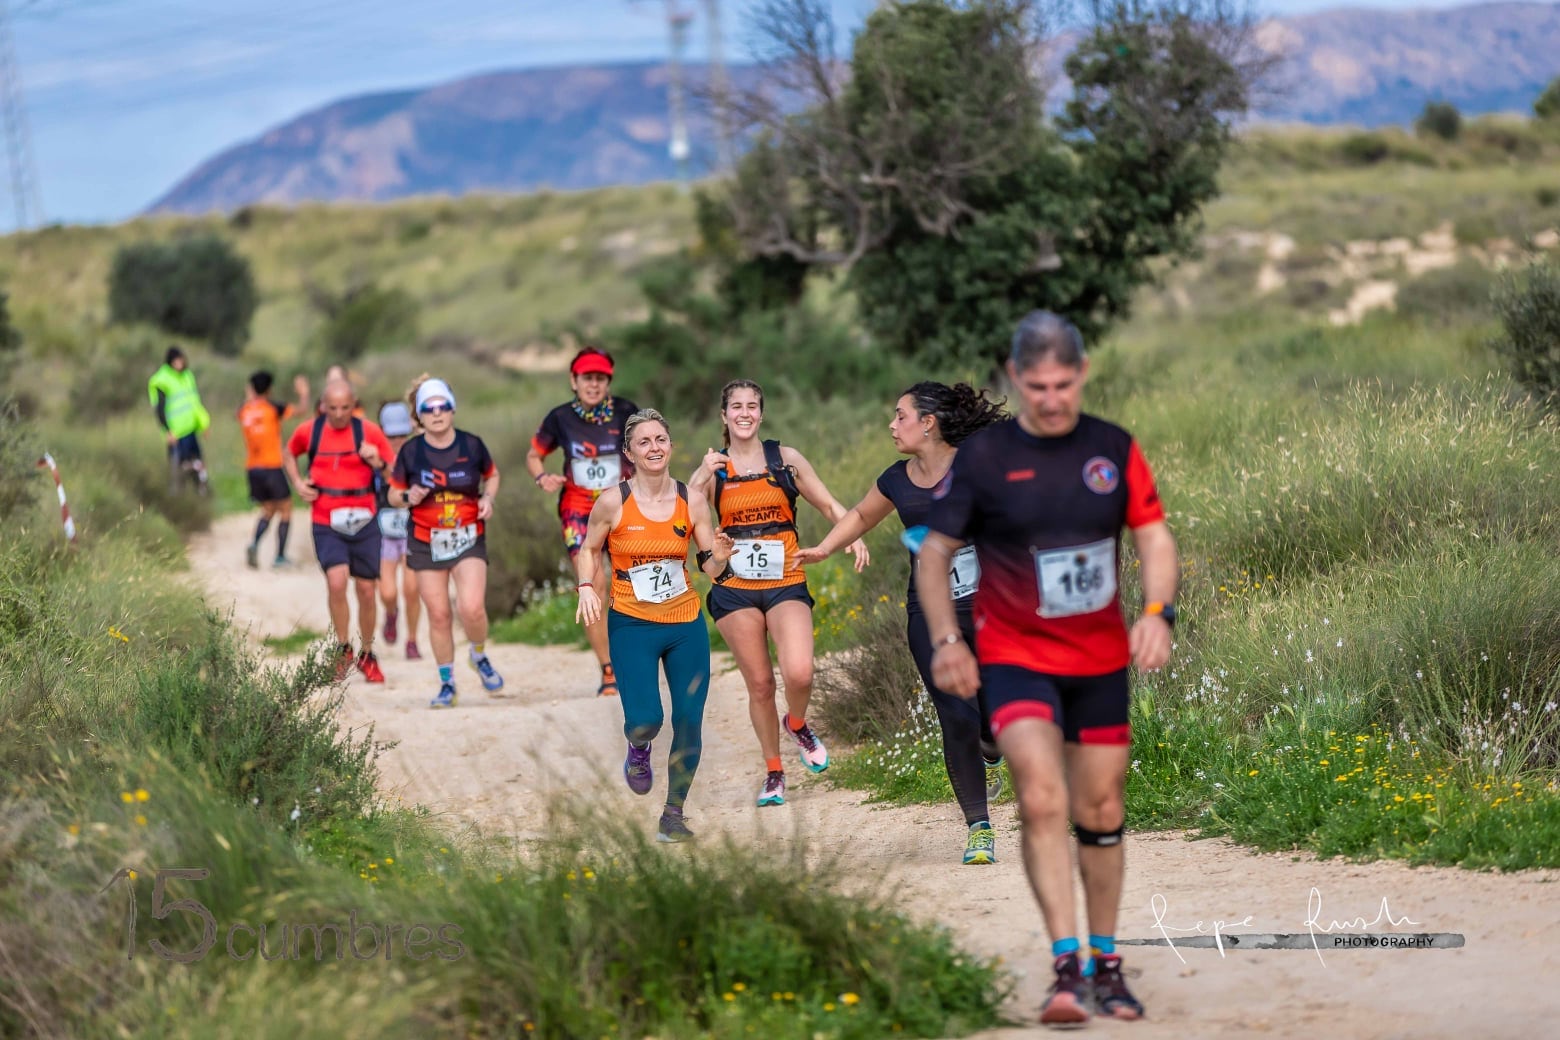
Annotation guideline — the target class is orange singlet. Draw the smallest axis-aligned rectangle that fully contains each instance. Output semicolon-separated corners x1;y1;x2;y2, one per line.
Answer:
713;442;804;591
608;480;700;624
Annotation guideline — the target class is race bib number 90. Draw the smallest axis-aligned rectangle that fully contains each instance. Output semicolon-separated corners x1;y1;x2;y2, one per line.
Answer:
730;539;785;581
570;454;621;491
628;560;689;603
430;523;478;563
1034;537;1116;618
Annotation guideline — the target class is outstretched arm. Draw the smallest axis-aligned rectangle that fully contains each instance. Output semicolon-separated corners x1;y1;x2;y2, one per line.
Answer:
794;486;895;567
783;446;871;571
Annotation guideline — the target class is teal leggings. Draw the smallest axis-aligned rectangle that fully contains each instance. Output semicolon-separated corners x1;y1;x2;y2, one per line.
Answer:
607;610;712;808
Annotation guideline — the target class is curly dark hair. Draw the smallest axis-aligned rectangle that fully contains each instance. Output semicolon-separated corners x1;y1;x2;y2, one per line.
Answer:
901;381;1007;447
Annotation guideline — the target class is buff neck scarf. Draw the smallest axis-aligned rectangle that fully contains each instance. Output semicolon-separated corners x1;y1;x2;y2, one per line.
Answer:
572;396;614;424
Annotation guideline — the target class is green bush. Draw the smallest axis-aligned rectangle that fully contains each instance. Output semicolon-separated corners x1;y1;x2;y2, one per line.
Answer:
0;290;22;381
67;326;168;417
1414;100;1462;141
108;234;257;356
1490;261;1560;401
1533;76;1560;120
313;282;420;362
1338;132;1390;166
1395;260;1493;325
0;397;37;524
1536;186;1559;209
814;605;925;744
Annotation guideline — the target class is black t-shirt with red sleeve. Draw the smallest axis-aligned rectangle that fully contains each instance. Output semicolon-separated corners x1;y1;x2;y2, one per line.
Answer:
389;431;497;543
926;414;1165;676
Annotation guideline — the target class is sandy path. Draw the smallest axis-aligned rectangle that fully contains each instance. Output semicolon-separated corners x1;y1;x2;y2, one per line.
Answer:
190;513;1560;1038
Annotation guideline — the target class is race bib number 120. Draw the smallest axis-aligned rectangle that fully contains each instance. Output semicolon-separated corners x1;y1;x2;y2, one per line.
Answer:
570;454;622;491
628;560;689;603
1034;537;1116;618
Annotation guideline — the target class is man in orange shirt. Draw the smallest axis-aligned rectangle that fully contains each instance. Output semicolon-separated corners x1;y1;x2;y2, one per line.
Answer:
238;370;310;569
283;380;393;683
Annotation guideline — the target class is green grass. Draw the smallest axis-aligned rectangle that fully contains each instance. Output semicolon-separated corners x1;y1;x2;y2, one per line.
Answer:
262;627;327;655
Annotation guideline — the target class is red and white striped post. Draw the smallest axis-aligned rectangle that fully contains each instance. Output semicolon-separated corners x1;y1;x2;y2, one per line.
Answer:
37;453;77;543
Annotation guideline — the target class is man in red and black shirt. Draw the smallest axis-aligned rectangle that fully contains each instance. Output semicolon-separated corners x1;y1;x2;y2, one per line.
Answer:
919;311;1178;1027
283;379;394;683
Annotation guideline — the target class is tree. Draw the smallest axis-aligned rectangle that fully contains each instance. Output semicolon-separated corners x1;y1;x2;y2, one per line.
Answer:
108;234;257;356
0;291;21;376
1415;100;1462;141
707;0;1273;369
1490;261;1560;404
1535;76;1560;121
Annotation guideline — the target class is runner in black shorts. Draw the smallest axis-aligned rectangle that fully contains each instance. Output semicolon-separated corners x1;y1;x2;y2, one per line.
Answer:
388;376;502;709
919;311;1179;1027
527;347;638;697
687;379;868;808
795;381;1007;864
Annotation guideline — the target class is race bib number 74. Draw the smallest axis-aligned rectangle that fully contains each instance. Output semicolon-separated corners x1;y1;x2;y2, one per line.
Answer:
1034;537;1116;618
628;560;689;603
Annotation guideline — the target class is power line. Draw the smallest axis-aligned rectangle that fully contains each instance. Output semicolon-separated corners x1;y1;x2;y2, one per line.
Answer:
0;0;42;229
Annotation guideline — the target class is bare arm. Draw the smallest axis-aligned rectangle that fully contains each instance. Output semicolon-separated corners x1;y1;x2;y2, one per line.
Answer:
282;449;318;503
478;470;501;522
688;448;725;503
573;490;623;625
781;446;872;570
691;496;735;578
916;530;979;698
527;442;566;493
794;486;895;566
1128;520;1179;671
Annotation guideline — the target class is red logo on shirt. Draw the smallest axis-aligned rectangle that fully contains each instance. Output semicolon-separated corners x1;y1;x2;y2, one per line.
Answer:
1083;457;1119;494
1005;469;1035;482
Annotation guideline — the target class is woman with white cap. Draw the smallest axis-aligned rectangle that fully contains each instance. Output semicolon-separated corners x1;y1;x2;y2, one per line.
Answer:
375;400;423;659
387;375;503;708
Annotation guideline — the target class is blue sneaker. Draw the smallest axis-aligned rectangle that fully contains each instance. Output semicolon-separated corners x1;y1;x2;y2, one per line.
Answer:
963;823;996;865
429;682;457;709
468;649;504;691
624;742;653;796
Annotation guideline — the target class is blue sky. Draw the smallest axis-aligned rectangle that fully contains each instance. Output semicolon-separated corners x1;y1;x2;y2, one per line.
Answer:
8;0;1487;229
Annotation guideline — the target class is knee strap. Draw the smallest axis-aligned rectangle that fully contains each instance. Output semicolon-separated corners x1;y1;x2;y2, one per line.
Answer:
1073;822;1124;847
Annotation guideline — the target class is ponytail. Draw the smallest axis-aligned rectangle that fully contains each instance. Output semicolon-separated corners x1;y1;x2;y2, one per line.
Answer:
903;381;1007;447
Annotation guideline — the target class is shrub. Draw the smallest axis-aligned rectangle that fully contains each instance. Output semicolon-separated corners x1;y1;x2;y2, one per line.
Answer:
1395;260;1493;326
68;326;168;417
0;290;21;379
1414;100;1462;141
1338;132;1391;166
311;282;420;362
1534;76;1560;121
0;397;37;524
1538;186;1560;209
108;234;257;356
814;605;925;744
1490;261;1560;401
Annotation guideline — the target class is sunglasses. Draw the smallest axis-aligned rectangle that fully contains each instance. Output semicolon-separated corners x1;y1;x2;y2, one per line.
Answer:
419;403;453;415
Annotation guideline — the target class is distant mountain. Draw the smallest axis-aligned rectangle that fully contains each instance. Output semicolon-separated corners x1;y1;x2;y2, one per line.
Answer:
149;2;1560;215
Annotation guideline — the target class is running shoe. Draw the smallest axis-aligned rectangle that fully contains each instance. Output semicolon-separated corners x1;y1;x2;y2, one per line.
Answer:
792;723;829;773
597;665;619;698
985;759;1006;802
429;682;457;709
656;806;694;843
245;544;259;570
272;556;293;569
383;610;398;644
356;650;385;683
963;824;996;865
334;644;355;681
1089;954;1145;1021
624;742;653;796
405;639;422;660
1039;952;1091;1026
757;770;786;807
468;648;504;691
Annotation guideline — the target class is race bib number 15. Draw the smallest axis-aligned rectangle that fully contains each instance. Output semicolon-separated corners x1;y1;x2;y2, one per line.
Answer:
1034;538;1116;618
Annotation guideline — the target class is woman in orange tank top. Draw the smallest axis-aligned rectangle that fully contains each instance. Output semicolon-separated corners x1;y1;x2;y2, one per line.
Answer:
575;408;733;843
687;380;870;809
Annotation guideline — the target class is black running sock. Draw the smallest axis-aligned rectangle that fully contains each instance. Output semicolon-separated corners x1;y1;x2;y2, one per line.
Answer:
276;520;291;557
252;516;271;547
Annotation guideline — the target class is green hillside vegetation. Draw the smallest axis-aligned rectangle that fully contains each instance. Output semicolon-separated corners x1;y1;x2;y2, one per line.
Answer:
3;115;1560;1036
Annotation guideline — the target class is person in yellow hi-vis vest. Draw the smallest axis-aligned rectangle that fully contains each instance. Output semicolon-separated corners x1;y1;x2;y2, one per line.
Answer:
147;346;213;495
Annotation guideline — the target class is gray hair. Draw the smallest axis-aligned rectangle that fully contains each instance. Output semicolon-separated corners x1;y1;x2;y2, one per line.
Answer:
622;408;671;451
1010;310;1086;371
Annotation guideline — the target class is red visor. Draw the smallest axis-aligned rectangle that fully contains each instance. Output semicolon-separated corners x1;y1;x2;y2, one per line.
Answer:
571;351;614;377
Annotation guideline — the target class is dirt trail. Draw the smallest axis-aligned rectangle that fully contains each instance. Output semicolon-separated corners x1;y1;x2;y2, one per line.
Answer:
190;513;1559;1038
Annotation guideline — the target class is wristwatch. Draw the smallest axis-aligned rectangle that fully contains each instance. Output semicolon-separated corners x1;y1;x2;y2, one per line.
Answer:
1144;601;1177;627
